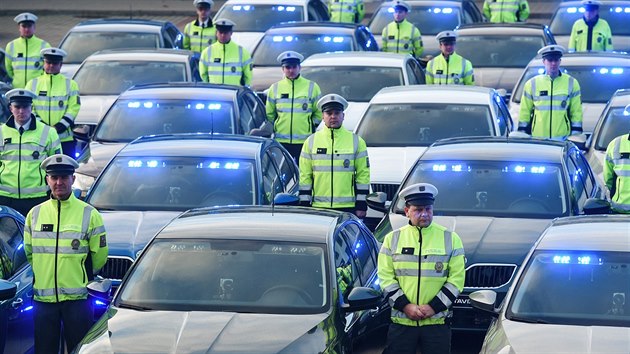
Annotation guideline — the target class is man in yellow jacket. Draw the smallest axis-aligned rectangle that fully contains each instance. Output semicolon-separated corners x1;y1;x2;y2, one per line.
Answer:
381;0;423;59
0;89;62;216
329;0;365;23
568;0;613;52
604;133;630;213
4;12;51;88
483;0;530;23
27;48;81;157
518;45;583;140
199;19;252;86
425;31;474;85
183;0;217;55
24;154;108;354
299;94;370;218
378;183;465;354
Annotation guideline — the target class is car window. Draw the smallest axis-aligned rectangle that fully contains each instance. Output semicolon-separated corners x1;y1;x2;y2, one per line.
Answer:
594;107;630;151
161;28;174;48
0;216;25;279
308;0;329;20
550;5;630;35
340;223;376;286
253;33;355;66
406;59;425;85
59;32;161;64
358;27;378;51
567;148;596;209
462;3;474;23
457;35;545;68
261;152;283;202
493;95;511;135
238;95;256;134
241;92;267;133
214;4;304;32
370;6;462;36
268;146;298;191
333;230;360;300
165;24;183;48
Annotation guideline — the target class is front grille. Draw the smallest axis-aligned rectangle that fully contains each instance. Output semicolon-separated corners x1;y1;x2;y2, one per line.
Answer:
99;256;134;280
371;183;400;200
465;264;517;289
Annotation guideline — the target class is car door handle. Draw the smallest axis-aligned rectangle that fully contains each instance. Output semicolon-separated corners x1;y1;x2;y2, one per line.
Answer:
368;306;379;317
11;297;23;309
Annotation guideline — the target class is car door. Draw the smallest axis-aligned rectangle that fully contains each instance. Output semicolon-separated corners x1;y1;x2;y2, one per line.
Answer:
267;146;299;194
566;147;600;213
492;93;513;135
261;150;284;203
239;91;268;135
355;27;379;52
164;23;184;49
405;58;425;84
307;0;330;21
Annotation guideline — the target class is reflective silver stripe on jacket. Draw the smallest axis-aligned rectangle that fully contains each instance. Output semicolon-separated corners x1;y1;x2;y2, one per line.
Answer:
31;245;89;254
34;287;88;297
0;185;48;194
313;196;356;203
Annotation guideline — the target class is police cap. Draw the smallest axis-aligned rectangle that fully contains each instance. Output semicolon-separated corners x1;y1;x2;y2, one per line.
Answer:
581;0;602;10
399;183;438;206
393;0;411;12
194;0;213;8
41;47;67;63
538;44;565;60
436;31;457;44
6;88;37;105
41;154;79;176
215;18;236;32
14;12;37;24
317;94;348;112
277;51;304;66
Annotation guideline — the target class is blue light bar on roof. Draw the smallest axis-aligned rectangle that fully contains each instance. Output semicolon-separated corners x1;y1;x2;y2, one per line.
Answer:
567;7;586;13
232;5;252;10
552;254;603;265
429;7;454;14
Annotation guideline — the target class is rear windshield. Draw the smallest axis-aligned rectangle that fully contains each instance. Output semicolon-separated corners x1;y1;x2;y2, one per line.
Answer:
60;32;160;64
370;5;461;35
550;6;630;35
253;34;354;66
457;35;545;68
214;5;304;32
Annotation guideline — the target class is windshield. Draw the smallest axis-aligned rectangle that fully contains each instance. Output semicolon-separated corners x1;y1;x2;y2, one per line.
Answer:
550;6;630;35
357;104;494;147
507;250;630;326
95;100;235;142
370;6;461;35
512;66;630;104
74;61;188;95
60;32;160;64
88;156;256;211
253;34;355;66
300;66;403;102
594;106;630;151
117;239;328;313
393;160;567;218
457;35;544;68
214;4;304;32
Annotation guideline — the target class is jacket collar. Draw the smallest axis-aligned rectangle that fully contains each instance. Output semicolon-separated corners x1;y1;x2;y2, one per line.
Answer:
6;115;38;131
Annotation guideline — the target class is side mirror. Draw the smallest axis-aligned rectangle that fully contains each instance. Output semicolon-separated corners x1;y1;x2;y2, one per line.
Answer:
273;193;300;206
249;120;273;138
87;277;112;301
0;279;17;301
366;192;388;213
469;290;499;317
583;198;612;215
345;286;382;312
568;133;588;151
73;124;94;142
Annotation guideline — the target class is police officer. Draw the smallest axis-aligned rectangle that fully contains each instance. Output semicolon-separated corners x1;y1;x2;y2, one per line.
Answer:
183;0;217;55
299;94;370;218
24;154;108;354
0;89;61;216
199;19;252;86
378;183;465;354
4;13;51;89
518;45;583;140
27;48;81;158
426;31;474;85
483;0;530;23
381;0;423;59
604;132;630;213
328;0;365;23
568;0;613;52
266;51;322;162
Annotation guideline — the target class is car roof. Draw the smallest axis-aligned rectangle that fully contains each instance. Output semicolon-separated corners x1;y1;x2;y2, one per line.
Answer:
537;215;630;252
69;18;169;33
370;85;495;105
119;82;241;101
456;23;549;36
527;52;630;66
157;206;345;243
84;49;194;62
378;0;463;7
268;21;359;33
221;0;314;5
117;134;268;158
301;52;410;67
610;89;630;106
557;0;630;6
421;136;568;163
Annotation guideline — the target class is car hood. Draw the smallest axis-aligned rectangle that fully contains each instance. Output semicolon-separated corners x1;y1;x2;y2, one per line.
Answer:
77;142;126;178
231;32;264;52
101;211;180;258
251;66;282;92
75;95;118;125
83;308;329;353
387;213;551;265
473;67;522;93
368;147;427;184
508;102;604;133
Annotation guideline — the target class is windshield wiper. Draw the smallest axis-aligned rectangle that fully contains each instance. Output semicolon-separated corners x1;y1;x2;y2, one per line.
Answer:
508;315;548;324
118;302;154;311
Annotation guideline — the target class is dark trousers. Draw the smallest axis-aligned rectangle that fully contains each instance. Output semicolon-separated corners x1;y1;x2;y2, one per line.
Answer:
383;323;451;354
0;195;48;217
61;140;77;158
280;143;304;165
34;299;92;354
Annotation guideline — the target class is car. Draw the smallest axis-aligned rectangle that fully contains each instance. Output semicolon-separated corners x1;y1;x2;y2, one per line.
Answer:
368;0;483;60
71;49;201;148
583;89;630;185
509;51;630;133
74;206;388;353
368;135;605;331
85;134;300;283
471;214;630;353
356;85;514;226
300;52;426;131
73;82;270;194
455;23;556;94
58;18;184;77
213;0;329;51
549;0;630;52
0;81;12;123
250;22;379;91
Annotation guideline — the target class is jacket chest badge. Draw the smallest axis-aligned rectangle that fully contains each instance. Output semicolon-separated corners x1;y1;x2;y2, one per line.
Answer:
302;103;308;111
343;159;350;168
41;224;53;232
58;100;64;108
561;100;567;108
454;77;460;84
435;262;444;272
71;239;80;250
403;43;409;49
32;151;39;159
34;61;40;68
214;58;221;63
231;66;236;72
316;147;327;154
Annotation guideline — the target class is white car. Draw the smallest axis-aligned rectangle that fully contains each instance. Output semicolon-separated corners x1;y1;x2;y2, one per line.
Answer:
300;52;425;131
509;51;630;133
355;85;513;224
471;214;630;353
213;0;329;52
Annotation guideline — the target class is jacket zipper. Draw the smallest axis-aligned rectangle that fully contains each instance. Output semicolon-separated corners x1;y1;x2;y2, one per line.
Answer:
396;22;400;53
55;199;61;302
416;227;422;326
549;77;554;138
24;37;28;87
290;79;295;144
17;128;23;198
330;128;334;209
48;74;53;126
222;43;226;84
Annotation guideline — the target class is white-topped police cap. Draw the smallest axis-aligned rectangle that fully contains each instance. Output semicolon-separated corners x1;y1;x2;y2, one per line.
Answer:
317;94;348;112
399;183;438;206
6;88;37;105
215;18;236;29
581;0;602;6
538;44;565;59
436;30;457;43
41;154;79;176
277;51;304;65
14;12;38;24
41;47;68;60
393;0;411;12
193;0;213;7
